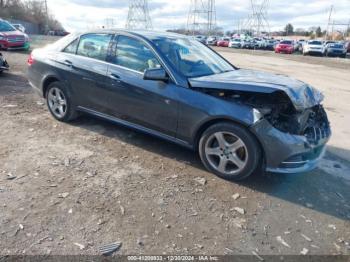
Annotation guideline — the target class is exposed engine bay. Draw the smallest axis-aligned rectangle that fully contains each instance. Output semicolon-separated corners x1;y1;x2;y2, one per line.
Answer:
199;89;331;144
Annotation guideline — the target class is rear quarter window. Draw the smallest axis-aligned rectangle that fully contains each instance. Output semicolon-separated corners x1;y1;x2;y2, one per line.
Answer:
63;38;79;54
76;34;112;61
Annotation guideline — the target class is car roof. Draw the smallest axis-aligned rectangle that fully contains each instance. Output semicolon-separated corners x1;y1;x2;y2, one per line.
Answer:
77;29;188;41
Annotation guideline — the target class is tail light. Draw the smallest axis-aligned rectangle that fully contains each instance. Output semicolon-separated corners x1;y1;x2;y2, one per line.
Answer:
27;53;34;66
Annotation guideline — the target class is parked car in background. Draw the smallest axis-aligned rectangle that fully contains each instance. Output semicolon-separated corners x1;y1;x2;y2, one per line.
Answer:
0;52;9;73
206;36;218;46
195;35;207;44
229;38;242;48
217;37;231;47
346;42;350;53
27;30;331;181
0;19;30;50
303;40;325;56
12;23;26;33
297;39;306;51
265;39;276;50
49;30;70;36
253;38;266;49
275;40;294;54
241;39;253;49
324;42;347;58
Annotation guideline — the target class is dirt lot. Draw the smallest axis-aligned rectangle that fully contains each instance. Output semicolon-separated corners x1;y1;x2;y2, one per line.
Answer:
0;41;349;256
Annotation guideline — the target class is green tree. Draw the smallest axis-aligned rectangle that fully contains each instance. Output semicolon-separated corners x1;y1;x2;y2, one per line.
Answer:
316;27;322;37
284;23;294;36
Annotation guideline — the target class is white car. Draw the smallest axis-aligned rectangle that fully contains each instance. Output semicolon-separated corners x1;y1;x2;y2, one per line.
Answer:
12;23;26;33
303;40;325;56
229;38;242;48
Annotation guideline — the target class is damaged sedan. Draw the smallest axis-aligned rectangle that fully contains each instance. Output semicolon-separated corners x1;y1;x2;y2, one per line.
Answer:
27;30;331;180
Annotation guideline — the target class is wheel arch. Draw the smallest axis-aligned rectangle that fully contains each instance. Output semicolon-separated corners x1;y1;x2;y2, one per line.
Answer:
42;75;60;98
193;117;266;168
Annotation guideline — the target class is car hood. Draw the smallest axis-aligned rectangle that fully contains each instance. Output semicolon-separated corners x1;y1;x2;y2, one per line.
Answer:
0;30;25;37
307;45;323;48
189;69;324;111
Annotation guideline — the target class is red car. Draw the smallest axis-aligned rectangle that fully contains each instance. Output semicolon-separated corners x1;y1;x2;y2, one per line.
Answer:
0;19;30;51
217;37;231;47
275;40;294;54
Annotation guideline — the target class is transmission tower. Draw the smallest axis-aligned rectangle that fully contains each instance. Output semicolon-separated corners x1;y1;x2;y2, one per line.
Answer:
125;0;153;30
325;5;350;40
187;0;217;36
245;0;270;36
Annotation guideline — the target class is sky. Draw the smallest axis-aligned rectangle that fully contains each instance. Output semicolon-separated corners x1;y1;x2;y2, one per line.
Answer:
48;0;350;32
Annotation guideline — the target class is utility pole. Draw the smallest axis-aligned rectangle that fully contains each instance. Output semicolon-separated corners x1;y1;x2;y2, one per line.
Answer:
187;0;217;36
326;5;349;40
44;0;49;33
326;5;333;40
125;0;152;30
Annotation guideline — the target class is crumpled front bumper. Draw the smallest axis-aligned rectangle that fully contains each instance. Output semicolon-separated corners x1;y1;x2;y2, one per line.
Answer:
250;118;331;174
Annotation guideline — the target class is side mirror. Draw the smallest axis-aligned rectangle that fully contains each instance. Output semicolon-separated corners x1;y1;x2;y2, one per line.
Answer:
143;68;169;82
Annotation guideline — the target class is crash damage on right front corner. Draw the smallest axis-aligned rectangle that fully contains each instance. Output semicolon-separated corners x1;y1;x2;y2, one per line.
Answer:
189;69;332;173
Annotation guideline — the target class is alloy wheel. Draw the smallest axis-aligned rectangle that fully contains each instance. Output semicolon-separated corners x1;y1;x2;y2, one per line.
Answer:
48;87;67;118
204;131;248;176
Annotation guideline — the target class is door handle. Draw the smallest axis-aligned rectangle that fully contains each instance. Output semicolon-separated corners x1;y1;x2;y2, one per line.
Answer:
63;60;73;67
109;73;121;80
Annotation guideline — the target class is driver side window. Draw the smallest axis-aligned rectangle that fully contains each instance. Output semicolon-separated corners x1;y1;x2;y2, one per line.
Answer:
113;35;161;73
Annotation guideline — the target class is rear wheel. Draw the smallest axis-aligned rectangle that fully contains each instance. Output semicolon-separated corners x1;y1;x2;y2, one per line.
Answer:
46;82;78;122
199;122;261;181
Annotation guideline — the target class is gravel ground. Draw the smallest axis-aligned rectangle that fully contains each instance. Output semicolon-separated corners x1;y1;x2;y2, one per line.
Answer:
0;42;349;256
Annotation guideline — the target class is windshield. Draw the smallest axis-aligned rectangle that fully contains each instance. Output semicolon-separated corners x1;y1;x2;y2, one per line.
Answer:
0;21;16;32
329;43;344;48
152;37;234;78
309;41;322;45
280;41;292;45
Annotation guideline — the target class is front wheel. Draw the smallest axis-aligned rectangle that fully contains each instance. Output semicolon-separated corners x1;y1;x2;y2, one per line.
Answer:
46;82;78;122
199;123;261;181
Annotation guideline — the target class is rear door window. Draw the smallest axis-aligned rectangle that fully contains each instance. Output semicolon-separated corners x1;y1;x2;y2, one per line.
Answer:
76;34;112;61
112;35;161;72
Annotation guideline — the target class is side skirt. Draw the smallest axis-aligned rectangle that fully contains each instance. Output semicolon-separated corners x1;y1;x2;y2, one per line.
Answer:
77;106;194;150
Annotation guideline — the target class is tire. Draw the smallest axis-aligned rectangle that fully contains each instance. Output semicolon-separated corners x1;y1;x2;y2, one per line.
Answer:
46;81;78;122
199;122;262;181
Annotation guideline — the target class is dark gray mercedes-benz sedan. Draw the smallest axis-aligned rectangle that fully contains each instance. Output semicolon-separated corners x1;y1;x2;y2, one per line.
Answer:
27;30;331;180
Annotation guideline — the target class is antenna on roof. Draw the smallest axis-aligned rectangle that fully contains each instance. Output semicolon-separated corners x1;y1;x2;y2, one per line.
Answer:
125;0;153;30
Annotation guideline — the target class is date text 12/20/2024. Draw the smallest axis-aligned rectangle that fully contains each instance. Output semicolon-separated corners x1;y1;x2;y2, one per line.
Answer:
127;256;219;261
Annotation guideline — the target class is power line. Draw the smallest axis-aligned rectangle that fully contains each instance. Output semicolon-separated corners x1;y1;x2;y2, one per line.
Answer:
325;5;350;39
187;0;217;36
245;0;270;36
125;0;152;30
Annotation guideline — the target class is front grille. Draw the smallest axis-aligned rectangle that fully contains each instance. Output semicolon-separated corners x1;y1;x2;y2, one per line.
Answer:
303;105;331;145
7;36;25;43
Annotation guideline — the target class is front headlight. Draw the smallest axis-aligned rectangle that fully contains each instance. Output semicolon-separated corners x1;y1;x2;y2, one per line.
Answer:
0;35;6;40
24;34;29;42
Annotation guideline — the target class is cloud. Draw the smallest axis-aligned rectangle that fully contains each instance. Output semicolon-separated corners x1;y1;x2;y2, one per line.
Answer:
48;0;350;32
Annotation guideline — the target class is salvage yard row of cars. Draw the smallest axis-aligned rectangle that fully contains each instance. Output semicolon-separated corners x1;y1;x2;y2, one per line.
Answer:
196;35;350;58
